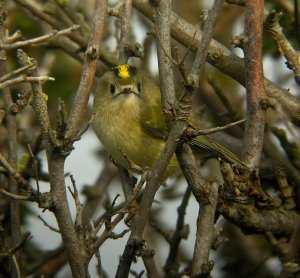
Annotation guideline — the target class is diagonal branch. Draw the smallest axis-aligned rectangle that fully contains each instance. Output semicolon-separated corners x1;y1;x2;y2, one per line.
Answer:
65;0;108;142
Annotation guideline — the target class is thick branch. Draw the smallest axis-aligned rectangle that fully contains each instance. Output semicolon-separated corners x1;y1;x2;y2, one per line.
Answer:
219;202;299;235
242;0;266;169
155;0;176;121
65;0;107;141
0;7;21;275
118;0;133;64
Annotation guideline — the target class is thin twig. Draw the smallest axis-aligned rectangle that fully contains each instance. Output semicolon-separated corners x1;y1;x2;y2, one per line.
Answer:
0;152;30;187
0;188;31;200
0;75;54;89
27;144;40;193
0;64;33;83
186;119;245;137
68;175;83;227
38;215;60;233
188;0;224;85
164;186;191;275
0;25;80;50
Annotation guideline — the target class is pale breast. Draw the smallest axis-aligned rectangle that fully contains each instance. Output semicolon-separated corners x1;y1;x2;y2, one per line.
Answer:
93;95;179;177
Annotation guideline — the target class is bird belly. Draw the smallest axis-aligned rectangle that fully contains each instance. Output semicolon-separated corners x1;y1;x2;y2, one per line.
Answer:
93;110;178;177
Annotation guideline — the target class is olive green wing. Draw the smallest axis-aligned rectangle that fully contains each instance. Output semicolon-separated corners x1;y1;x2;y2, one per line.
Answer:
140;99;169;140
190;135;247;169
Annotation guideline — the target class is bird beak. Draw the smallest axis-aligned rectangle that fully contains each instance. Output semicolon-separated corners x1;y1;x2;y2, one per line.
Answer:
118;85;139;97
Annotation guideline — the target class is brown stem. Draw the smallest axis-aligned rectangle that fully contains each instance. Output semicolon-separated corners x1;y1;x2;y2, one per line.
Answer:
242;0;266;169
17;50;88;277
0;3;21;277
189;0;224;84
65;0;108;141
191;181;219;275
118;0;133;64
155;0;176;121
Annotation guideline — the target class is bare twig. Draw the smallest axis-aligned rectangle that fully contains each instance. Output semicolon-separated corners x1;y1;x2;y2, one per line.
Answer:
188;0;224;85
0;75;54;89
185;119;245;137
0;64;33;83
0;25;80;50
164;186;191;275
264;11;300;84
0;188;31;200
38;215;60;233
27;144;40;193
68;175;83;227
0;152;30;187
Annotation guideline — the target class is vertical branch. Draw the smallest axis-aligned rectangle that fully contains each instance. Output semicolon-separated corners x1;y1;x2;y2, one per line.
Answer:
116;3;184;276
118;0;133;64
176;145;219;276
242;0;265;169
191;181;219;275
0;1;21;276
155;0;176;122
189;0;224;84
65;0;108;141
164;186;191;275
17;50;88;278
176;0;223;276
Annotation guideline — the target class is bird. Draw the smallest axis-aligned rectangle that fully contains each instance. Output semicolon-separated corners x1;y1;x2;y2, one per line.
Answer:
93;64;246;178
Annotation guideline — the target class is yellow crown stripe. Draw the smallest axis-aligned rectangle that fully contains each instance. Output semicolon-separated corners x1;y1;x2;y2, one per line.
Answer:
117;64;131;79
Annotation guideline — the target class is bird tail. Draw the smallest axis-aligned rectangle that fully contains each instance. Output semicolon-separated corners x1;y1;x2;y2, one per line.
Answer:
189;135;247;169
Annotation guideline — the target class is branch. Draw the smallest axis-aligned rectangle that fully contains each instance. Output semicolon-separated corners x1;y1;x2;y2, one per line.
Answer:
0;75;54;89
155;0;176;122
188;0;224;85
132;0;300;124
0;6;22;274
218;201;300;235
0;64;33;83
17;49;88;277
118;0;133;64
185;119;245;137
164;186;191;275
191;181;219;276
242;0;266;169
264;11;300;84
0;25;80;50
65;0;108;141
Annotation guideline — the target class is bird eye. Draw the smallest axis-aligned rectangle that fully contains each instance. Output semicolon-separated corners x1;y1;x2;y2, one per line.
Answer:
110;84;116;94
137;82;141;93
